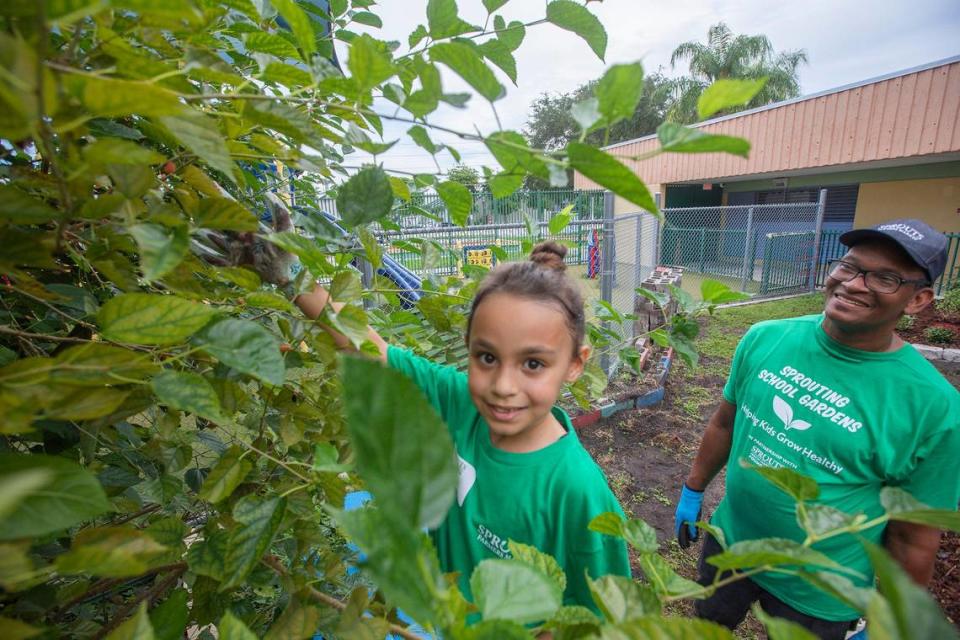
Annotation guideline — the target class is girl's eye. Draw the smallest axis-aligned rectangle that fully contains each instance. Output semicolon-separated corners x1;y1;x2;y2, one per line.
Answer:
525;359;544;371
478;352;496;365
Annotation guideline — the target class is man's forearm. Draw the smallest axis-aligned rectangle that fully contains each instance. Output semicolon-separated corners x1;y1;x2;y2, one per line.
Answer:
884;520;941;585
685;400;736;491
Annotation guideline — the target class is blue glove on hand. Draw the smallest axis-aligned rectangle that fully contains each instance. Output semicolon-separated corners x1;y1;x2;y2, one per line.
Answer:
675;484;704;549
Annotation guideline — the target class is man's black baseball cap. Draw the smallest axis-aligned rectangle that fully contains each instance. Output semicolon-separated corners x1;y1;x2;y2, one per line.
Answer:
839;218;948;284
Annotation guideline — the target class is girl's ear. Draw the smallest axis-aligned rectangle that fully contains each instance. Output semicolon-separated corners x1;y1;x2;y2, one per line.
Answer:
565;345;591;383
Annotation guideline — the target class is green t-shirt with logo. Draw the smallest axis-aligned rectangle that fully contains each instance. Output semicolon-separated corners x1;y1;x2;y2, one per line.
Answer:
713;314;960;621
387;346;631;611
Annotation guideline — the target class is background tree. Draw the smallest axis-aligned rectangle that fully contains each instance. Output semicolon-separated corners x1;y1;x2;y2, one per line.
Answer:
445;163;482;192
524;72;673;187
669;22;807;123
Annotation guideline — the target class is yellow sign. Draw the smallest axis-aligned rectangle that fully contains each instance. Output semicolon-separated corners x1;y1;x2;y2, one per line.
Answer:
464;246;494;269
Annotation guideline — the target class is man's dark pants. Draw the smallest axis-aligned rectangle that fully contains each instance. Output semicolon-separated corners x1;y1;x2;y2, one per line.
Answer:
694;533;856;640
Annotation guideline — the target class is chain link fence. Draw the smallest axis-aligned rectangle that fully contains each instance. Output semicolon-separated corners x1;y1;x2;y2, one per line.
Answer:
659;193;827;299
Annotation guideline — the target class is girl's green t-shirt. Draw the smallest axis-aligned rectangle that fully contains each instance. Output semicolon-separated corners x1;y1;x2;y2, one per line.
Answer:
714;314;960;621
387;346;632;611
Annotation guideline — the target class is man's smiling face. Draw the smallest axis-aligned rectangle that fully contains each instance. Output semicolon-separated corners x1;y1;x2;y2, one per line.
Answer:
823;238;933;336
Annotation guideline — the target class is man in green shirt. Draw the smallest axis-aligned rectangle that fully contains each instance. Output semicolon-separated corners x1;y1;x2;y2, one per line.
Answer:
674;218;960;638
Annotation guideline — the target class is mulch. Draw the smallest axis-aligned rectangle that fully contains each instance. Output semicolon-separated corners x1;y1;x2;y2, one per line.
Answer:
898;303;960;348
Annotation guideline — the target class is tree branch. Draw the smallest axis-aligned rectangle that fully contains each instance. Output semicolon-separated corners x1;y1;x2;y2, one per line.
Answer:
262;555;425;640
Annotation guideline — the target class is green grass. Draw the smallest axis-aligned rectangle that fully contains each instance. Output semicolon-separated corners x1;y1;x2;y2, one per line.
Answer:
699;293;825;360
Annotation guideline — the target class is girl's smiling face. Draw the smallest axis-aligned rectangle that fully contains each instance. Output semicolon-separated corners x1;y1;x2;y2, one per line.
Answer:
466;292;589;453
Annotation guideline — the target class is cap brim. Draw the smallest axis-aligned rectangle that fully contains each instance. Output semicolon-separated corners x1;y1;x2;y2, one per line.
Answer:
838;228;931;282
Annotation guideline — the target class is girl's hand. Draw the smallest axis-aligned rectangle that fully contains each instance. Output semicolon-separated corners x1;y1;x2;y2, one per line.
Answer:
194;192;301;288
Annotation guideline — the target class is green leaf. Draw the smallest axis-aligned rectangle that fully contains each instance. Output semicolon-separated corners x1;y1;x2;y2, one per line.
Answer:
587;574;660;622
199;446;253;504
570;97;601;131
430;42;504;102
218;611;257;640
105;602;155;640
708;538;858;576
271;0;315;57
588;512;659;554
634;286;669;311
334;507;445;625
54;343;157;385
507;540;567;593
341;357;457;530
483;0;509;12
880;487;960;532
243;32;300;59
462;620;530;640
697;78;767;120
479;39;517;84
567;142;657;214
596;63;644;125
99;293;217;346
220;495;286;590
160;111;236;182
0;454;112;540
336;166;394;226
186;529;228;580
0;185;59;224
486;130;549;180
599;617;734;639
548;204;575;235
244;290;297;313
741;461;820;502
193;318;285;386
195;198;259;231
545;0;607;61
752;603;819;640
0;469;52;521
76;75;183;118
488;172;524;199
794;570;872;613
0;616;42;640
267;232;333;278
798;504;865;537
700;279;750;305
82;137;165;166
657;122;751;158
348;34;396;92
129;224;189;282
151;370;226;422
150;590;189;640
312;442;348;472
351;11;382;28
55;527;168;577
638;554;701;597
494;16;525;51
427;0;479;39
45;387;130;421
863;540;958;640
470;559;562;624
264;597;322;640
437;181;473;226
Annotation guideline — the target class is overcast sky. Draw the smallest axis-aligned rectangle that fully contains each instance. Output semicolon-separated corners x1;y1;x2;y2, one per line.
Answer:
343;0;960;176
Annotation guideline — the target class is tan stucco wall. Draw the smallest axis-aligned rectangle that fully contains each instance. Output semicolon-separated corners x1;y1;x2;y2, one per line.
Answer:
854;177;960;232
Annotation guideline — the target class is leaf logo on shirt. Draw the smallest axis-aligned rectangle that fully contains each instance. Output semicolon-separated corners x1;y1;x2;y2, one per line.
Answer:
773;395;811;431
456;454;476;506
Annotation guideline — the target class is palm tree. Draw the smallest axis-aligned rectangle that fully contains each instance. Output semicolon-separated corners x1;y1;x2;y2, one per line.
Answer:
668;22;807;123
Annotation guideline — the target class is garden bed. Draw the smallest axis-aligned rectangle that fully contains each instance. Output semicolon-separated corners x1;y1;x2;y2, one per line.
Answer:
898;303;960;349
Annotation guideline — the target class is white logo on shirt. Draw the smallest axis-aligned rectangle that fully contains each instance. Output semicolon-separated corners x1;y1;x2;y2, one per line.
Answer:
773;395;811;431
457;454;476;506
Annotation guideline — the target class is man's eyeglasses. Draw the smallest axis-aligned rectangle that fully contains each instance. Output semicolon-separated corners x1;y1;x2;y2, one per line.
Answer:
826;260;929;294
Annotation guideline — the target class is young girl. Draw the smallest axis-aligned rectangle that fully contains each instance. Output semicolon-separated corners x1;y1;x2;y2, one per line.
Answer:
219;215;631;610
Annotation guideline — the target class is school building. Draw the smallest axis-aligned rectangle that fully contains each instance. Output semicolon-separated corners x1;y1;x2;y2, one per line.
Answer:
574;55;960;234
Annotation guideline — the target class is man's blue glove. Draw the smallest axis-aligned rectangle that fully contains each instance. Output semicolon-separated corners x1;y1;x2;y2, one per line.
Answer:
675;484;704;548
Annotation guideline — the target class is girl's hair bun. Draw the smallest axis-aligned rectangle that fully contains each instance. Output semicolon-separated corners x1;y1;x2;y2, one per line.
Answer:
530;240;567;272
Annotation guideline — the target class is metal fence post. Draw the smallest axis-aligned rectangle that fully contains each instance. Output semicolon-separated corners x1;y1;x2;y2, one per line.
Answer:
740;206;755;292
358;258;375;310
633;214;642;291
600;191;615;374
808;189;827;291
654;193;662;265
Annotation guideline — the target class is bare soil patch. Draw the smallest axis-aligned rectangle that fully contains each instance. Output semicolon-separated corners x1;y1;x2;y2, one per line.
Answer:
899;304;960;349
